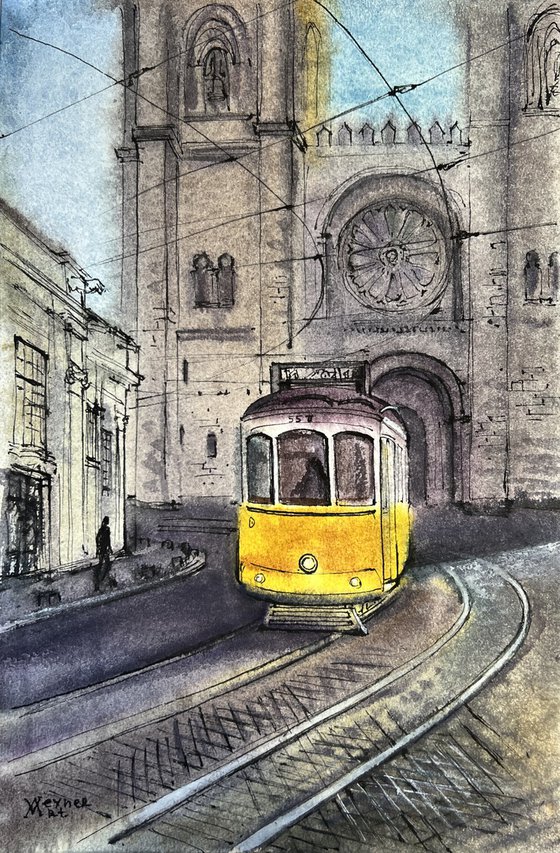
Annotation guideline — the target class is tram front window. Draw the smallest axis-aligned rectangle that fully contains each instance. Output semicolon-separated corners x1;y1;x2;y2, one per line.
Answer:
278;430;330;505
334;432;375;505
247;434;273;504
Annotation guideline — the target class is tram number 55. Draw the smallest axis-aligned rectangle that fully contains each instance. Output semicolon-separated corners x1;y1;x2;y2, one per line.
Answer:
287;414;313;423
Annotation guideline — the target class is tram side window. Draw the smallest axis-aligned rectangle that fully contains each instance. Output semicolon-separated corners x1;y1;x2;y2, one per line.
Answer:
247;434;273;504
395;444;408;503
334;432;375;505
277;430;330;506
381;437;396;511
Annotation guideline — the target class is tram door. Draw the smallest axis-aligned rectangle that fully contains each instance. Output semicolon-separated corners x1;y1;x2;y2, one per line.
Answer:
380;437;398;582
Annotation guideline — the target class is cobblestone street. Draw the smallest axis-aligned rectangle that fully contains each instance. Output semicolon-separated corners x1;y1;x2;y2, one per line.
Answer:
263;545;560;853
4;545;554;853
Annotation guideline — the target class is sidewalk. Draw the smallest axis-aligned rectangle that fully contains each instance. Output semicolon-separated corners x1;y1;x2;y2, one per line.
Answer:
2;505;558;636
0;543;205;634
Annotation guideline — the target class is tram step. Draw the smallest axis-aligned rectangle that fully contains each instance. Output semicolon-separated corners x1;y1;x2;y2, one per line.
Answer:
265;604;368;635
264;590;398;635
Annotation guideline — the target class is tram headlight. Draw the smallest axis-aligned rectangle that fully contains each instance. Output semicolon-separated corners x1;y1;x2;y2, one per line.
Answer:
299;553;318;574
349;577;362;588
254;573;265;584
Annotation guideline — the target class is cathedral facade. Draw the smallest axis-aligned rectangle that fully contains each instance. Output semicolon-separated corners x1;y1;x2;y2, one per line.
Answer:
117;0;559;526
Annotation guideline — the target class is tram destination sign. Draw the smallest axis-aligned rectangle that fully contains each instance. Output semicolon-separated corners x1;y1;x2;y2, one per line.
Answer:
279;364;363;384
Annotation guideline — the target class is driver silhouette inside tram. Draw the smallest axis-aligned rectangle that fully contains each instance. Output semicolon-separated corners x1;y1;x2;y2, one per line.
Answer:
292;457;329;504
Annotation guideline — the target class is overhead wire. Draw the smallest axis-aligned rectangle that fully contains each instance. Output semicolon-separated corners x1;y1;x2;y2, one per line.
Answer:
5;21;524;215
4;4;551;388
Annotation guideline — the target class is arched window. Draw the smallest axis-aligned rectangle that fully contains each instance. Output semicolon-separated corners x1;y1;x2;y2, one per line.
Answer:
192;253;216;306
246;434;273;504
216;253;235;306
526;5;560;113
203;47;230;108
524;250;542;301
547;251;559;303
277;430;330;505
334;432;375;505
184;5;248;115
303;23;321;122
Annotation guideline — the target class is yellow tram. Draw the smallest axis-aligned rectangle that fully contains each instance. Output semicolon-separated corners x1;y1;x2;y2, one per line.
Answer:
237;386;411;633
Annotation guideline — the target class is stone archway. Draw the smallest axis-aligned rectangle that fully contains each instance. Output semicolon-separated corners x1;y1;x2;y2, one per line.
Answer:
369;354;467;506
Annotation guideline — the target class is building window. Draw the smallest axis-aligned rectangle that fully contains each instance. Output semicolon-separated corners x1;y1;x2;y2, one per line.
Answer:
101;430;113;493
524;249;559;303
303;23;321;121
182;358;189;383
339;202;447;313
216;253;235;307
193;253;215;306
4;471;46;575
524;250;542;301
546;252;559;303
526;6;560;114
207;432;218;458
14;338;47;450
193;253;235;307
86;402;103;465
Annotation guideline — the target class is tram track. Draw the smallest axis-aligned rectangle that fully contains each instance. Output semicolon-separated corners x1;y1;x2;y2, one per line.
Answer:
231;564;530;852
8;559;527;853
89;565;471;846
100;561;529;853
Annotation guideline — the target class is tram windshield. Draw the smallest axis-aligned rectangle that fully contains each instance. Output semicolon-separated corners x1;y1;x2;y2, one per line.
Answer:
246;434;273;504
278;430;330;505
334;432;375;505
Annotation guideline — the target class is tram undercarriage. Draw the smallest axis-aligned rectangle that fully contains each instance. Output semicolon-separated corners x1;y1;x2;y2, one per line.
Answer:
263;582;400;635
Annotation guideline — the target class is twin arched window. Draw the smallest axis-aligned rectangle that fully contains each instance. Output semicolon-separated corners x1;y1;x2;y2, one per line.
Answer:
524;250;559;303
192;252;235;307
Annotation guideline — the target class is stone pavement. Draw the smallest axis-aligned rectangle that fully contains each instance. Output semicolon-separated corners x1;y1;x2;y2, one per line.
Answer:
3;553;544;853
267;541;560;853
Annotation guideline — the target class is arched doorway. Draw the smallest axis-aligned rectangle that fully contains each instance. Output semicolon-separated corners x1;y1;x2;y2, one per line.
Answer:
369;355;467;506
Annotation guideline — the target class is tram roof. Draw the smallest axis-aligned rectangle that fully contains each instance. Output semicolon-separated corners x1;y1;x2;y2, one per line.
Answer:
242;386;403;425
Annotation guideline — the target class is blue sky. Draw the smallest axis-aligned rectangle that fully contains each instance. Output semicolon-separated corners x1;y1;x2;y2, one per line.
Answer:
0;0;465;317
328;0;465;129
0;0;123;312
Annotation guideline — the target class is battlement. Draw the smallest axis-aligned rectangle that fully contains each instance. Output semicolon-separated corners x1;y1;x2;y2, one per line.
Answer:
308;120;468;148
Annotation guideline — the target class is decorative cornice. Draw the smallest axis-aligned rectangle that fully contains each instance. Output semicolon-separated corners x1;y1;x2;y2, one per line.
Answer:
133;125;181;159
8;446;57;476
65;363;90;389
182;140;259;162
177;326;255;341
115;146;139;163
253;121;293;137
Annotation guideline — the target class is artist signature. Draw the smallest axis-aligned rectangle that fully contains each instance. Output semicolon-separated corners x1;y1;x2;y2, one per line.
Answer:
23;795;91;818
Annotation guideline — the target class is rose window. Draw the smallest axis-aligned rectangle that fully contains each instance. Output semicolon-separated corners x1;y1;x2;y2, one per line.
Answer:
340;203;447;312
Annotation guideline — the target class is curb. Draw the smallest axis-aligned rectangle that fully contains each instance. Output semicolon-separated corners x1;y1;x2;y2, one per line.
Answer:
0;553;206;636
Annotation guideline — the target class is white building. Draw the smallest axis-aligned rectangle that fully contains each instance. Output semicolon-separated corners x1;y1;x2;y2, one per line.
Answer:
0;201;140;575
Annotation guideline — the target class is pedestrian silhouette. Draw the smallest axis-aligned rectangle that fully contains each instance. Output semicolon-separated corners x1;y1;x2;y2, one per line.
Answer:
94;516;113;591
